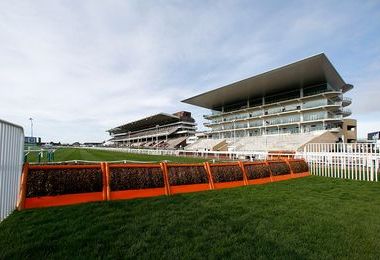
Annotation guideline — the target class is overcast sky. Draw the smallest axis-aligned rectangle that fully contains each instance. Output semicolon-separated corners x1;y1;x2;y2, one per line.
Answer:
1;1;379;143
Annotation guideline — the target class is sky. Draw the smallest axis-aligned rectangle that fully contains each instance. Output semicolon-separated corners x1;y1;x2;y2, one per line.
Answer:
0;0;380;143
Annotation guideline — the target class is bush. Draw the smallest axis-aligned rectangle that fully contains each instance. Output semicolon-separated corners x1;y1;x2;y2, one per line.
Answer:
26;168;103;197
110;167;164;191
245;164;271;179
289;160;309;173
269;162;290;176
168;166;209;186
211;165;243;183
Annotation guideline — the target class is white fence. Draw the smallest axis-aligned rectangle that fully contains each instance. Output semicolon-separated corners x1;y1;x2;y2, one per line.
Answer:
87;144;379;182
0;119;24;222
86;147;276;161
304;143;379;182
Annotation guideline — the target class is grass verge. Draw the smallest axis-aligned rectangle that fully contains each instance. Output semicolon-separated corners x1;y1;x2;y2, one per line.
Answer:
25;148;208;163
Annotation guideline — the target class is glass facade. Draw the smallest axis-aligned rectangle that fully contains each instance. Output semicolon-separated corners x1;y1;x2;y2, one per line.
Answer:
204;83;350;139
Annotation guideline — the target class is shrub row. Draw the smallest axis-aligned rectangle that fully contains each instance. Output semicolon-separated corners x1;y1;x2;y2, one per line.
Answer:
26;160;308;196
245;164;271;179
268;162;291;176
168;166;209;186
26;168;103;197
289;160;309;173
110;167;164;191
211;165;243;183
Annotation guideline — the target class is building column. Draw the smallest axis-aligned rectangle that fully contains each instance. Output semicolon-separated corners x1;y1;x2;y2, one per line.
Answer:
262;119;266;135
233;121;236;143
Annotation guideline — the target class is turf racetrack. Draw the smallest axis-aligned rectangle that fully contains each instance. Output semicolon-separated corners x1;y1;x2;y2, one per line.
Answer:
1;176;379;259
25;148;208;163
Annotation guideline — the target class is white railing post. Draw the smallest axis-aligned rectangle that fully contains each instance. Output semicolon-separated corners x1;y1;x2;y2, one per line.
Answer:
84;142;378;182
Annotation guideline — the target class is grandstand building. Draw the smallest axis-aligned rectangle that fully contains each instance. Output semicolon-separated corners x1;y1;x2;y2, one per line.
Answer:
182;53;357;151
107;111;196;149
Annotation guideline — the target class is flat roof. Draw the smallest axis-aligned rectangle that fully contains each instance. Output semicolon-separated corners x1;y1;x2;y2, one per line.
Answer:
182;53;347;110
108;113;180;133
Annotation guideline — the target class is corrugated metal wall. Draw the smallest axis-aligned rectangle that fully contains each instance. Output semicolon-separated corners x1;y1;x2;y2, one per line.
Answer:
0;119;24;222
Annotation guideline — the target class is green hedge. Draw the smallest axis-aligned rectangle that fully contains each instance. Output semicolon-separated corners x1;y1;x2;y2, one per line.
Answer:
289;160;309;173
211;165;243;183
26;168;103;197
25;160;307;197
245;164;271;179
269;162;291;176
168;166;209;186
110;167;164;191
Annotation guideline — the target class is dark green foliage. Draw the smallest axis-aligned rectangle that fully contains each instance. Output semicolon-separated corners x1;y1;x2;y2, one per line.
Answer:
211;165;243;183
245;164;271;179
289;160;309;173
110;167;164;190
168;166;208;186
2;177;380;259
269;162;290;176
26;168;103;197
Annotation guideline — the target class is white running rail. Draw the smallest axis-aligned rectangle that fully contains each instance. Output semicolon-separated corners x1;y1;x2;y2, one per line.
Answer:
86;144;379;182
303;143;379;182
0;119;24;222
85;146;298;161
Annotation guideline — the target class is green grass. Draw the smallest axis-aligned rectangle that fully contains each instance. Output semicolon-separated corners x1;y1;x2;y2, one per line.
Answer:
1;176;380;259
25;148;208;163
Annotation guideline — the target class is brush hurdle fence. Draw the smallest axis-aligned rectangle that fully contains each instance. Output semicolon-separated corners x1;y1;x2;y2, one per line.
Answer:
0;119;24;222
1;140;379;221
86;144;380;182
18;159;309;210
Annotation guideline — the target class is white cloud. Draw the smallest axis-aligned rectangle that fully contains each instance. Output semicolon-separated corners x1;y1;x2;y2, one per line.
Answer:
0;0;379;142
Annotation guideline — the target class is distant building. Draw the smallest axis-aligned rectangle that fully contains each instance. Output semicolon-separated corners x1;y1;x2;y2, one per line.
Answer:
107;111;196;149
83;142;104;147
368;131;380;141
24;136;41;145
183;53;357;151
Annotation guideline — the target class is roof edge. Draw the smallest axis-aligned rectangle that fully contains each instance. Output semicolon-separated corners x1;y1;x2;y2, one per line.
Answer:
107;112;180;132
182;53;329;104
